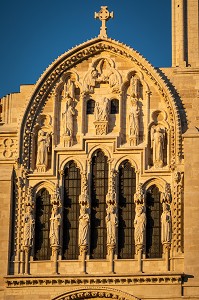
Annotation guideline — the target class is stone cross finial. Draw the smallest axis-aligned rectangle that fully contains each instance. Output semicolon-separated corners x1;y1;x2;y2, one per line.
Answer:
94;6;113;38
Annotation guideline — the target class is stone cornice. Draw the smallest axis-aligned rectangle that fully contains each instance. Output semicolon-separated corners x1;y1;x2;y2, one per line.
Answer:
5;273;183;288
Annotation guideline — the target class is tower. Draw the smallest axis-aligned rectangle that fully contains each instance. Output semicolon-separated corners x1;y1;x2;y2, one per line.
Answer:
172;0;199;67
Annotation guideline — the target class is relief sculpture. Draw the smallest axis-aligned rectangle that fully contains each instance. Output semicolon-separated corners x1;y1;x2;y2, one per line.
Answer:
78;206;90;246
36;129;51;172
134;205;146;245
50;204;61;246
161;203;172;244
129;97;140;146
106;205;118;245
151;125;165;168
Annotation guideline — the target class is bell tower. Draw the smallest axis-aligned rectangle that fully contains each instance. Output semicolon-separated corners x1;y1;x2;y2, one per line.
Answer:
172;0;199;67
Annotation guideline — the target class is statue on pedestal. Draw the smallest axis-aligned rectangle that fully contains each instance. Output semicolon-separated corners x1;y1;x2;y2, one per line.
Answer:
106;205;118;245
50;204;61;246
23;205;35;248
129;98;140;145
78;206;90;246
151;125;165;168
134;205;146;245
161;203;172;244
36;130;51;170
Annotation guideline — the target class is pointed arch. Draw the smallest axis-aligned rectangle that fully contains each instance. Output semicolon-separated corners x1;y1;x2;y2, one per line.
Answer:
88;144;112;162
19;37;183;170
60;156;83;175
52;287;140;300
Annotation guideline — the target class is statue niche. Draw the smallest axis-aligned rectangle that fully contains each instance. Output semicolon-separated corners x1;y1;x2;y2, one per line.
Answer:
61;75;78;147
94;97;109;135
150;124;167;168
35;114;52;173
149;110;168;169
126;74;143;146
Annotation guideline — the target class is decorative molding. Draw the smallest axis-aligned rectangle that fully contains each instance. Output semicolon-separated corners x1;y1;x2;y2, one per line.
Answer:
20;38;182;170
5;274;183;288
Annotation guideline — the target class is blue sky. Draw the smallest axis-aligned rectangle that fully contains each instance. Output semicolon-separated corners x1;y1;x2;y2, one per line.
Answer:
0;0;171;98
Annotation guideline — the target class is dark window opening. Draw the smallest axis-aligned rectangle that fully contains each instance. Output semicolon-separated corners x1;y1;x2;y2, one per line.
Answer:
35;189;52;260
118;160;136;258
110;99;119;114
90;150;108;259
146;185;162;258
87;99;95;114
63;161;81;260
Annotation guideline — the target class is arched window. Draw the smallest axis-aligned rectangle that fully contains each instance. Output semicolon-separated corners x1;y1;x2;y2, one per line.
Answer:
146;185;162;258
63;161;81;260
34;189;52;260
90;150;108;259
118;160;136;258
110;99;119;114
86;99;95;114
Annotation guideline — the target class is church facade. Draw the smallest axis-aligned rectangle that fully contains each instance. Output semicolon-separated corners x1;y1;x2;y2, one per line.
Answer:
1;1;199;299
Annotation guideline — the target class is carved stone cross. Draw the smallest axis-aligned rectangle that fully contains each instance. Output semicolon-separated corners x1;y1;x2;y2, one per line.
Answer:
94;6;114;38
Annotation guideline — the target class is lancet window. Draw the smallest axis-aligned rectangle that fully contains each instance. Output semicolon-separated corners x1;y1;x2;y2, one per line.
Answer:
34;188;52;260
118;160;136;258
90;150;108;259
146;185;162;258
63;161;81;260
25;162;165;263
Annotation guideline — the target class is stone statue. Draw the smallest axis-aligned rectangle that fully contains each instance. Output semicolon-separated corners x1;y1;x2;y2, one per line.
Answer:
134;205;146;245
23;205;35;247
106;205;118;245
36;129;50;167
84;69;98;93
94;97;109;121
62;97;76;137
151;125;165;168
78;206;90;246
65;78;75;99
50;204;61;246
109;70;119;92
161;203;171;244
129;76;139;98
129;98;140;144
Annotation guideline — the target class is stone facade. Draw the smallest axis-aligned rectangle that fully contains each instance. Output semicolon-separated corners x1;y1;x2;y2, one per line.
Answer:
0;3;199;300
